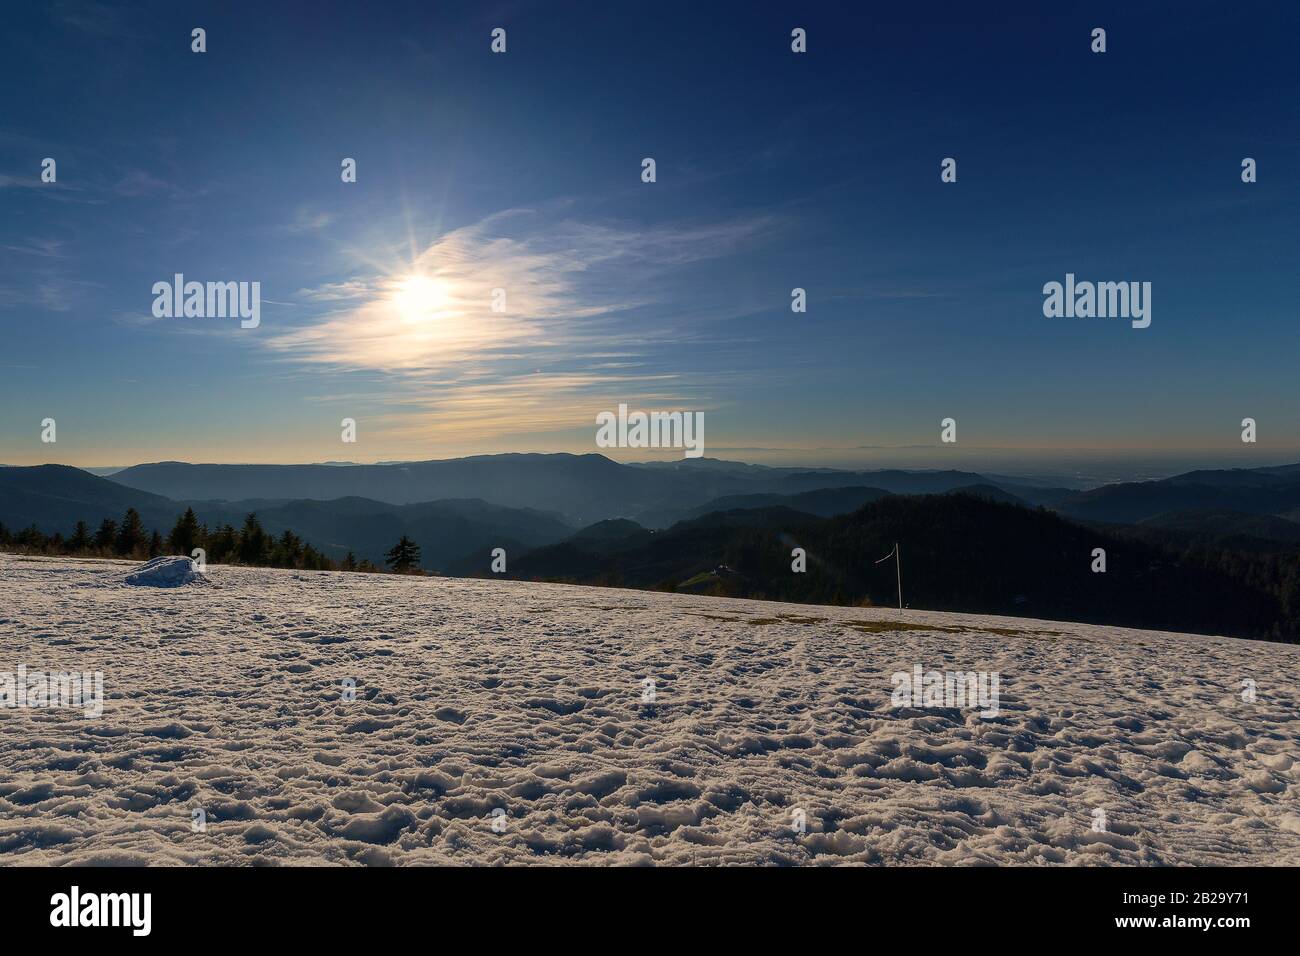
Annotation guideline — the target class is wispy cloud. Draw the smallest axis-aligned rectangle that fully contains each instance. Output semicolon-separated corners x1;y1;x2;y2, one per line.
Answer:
2;237;65;258
0;268;100;312
36;275;102;312
0;172;108;205
294;279;374;303
263;208;771;440
283;206;336;235
112;168;193;200
0;174;45;190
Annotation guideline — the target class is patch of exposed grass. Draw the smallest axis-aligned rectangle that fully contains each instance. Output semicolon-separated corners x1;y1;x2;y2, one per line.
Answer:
719;607;1069;639
842;620;940;634
678;572;716;589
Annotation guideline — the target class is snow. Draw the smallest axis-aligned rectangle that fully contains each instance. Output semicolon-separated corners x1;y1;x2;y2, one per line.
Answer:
1;552;1297;866
123;556;206;588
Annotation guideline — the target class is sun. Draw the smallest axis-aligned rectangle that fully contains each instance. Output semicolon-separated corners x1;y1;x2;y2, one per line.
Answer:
391;274;451;321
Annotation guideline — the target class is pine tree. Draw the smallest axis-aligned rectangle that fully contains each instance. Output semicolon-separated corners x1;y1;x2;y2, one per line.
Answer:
238;513;268;565
69;520;91;552
384;535;421;573
115;508;147;556
148;530;164;557
94;518;117;552
342;551;357;572
275;529;303;567
208;524;237;563
168;508;201;556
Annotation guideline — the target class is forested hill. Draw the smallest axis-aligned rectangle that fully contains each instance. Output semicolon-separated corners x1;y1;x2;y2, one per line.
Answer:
506;494;1299;643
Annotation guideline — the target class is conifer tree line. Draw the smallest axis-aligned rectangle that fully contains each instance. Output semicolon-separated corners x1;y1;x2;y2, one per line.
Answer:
0;507;425;575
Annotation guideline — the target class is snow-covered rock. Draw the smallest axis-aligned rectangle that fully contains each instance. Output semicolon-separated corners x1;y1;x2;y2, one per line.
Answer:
123;555;206;587
2;552;1297;866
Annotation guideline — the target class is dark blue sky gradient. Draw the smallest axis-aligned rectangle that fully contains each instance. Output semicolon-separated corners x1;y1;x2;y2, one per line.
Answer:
2;1;1297;473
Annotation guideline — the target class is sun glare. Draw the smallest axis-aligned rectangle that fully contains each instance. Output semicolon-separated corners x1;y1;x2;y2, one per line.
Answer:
392;274;451;321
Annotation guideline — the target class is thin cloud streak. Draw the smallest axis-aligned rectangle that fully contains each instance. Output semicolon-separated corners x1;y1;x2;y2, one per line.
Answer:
261;209;773;441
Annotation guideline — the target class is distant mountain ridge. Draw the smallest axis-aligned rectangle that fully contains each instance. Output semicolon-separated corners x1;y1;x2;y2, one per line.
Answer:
108;454;1059;526
0;465;180;533
113;453;1300;529
0;465;573;570
6;457;1300;588
1056;467;1300;525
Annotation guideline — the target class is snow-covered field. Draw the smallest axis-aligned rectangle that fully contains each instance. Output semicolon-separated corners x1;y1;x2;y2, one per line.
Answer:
2;552;1297;866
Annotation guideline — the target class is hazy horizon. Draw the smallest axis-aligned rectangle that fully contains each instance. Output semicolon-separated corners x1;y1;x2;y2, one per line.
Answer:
10;444;1300;492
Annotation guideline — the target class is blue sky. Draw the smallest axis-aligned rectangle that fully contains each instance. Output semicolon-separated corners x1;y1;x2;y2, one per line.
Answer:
2;0;1299;473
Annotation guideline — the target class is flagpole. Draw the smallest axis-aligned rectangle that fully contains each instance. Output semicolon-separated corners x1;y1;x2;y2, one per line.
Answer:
895;541;902;617
875;543;903;617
